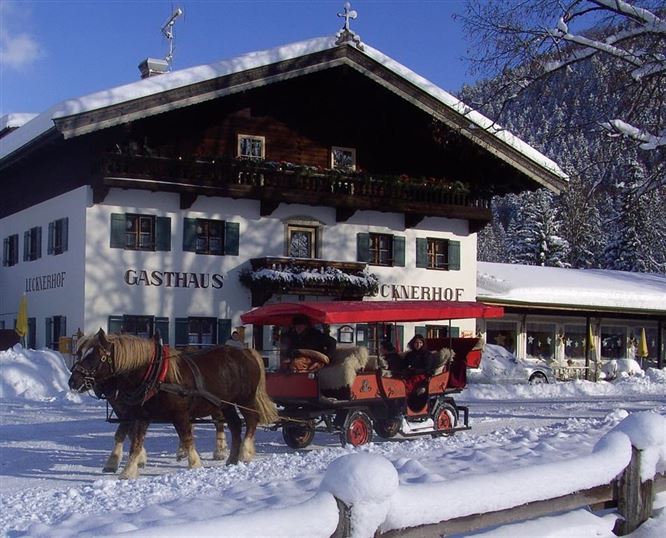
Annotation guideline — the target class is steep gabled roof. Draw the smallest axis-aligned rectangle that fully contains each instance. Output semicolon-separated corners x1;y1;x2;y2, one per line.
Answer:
0;36;568;192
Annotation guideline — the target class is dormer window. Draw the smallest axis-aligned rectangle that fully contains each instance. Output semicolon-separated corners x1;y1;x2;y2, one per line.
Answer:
331;146;356;171
238;134;265;159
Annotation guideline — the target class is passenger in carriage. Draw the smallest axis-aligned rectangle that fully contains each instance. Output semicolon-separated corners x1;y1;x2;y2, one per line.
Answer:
280;314;337;372
402;334;435;396
378;340;402;374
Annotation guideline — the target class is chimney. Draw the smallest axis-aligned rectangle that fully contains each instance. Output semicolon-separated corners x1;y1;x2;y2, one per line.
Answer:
138;58;169;79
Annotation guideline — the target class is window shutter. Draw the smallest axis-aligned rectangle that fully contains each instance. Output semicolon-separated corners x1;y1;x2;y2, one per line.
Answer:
48;222;55;255
356;233;370;263
355;324;368;347
217;318;232;345
108;316;123;334
224;221;240;256
35;227;42;259
62;218;69;253
23;231;29;261
450;326;460;338
414;326;426;340
183;218;197;252
396;325;405;353
416;238;427;268
155;317;169;344
392;235;405;267
175;318;189;346
60;316;67;339
155;217;171;251
110;214;126;249
46;317;53;349
448;240;461;271
2;237;7;266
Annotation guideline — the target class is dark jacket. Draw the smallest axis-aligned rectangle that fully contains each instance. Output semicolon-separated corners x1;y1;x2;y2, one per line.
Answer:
283;327;336;358
382;351;403;372
404;347;434;374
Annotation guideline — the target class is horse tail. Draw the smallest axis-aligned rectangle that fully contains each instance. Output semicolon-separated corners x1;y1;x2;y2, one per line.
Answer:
247;349;278;425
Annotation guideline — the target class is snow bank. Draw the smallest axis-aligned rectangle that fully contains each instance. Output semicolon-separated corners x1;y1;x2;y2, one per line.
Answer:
0;345;80;402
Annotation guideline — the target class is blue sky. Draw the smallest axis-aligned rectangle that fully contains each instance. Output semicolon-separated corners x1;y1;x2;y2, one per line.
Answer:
1;0;474;117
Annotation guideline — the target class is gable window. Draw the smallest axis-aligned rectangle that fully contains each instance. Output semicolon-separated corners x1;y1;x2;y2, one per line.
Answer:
110;213;171;251
288;225;317;258
48;217;69;255
357;232;405;267
416;237;460;271
237;134;265;159
331;146;356;171
23;226;42;261
183;218;240;256
3;234;19;266
175;317;231;348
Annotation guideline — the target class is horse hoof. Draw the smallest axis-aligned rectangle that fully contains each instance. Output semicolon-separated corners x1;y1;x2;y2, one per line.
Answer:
213;451;227;461
102;467;118;473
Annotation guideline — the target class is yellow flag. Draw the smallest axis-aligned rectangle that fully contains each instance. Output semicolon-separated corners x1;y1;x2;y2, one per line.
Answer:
587;324;595;351
638;328;649;358
15;295;28;338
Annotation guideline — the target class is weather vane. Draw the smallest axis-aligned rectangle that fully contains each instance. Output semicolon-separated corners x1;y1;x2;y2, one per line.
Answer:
336;2;363;49
161;7;183;70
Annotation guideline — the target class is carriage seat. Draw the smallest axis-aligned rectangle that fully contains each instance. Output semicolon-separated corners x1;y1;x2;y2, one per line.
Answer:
318;346;373;391
380;347;455;378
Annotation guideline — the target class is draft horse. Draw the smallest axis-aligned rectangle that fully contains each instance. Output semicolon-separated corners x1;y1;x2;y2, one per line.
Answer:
69;329;277;479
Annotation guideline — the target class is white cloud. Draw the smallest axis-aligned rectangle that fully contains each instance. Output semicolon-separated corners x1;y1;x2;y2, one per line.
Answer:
1;32;40;69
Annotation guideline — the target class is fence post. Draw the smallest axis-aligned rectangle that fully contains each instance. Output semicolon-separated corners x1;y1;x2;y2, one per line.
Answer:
330;497;352;538
615;446;655;535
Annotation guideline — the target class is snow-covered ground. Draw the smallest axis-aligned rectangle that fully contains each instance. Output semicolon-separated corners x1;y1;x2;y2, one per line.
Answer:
1;345;665;537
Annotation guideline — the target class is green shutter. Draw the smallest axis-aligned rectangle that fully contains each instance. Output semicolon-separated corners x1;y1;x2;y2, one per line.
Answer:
217;318;232;345
450;326;460;337
396;325;405;352
224;221;240;256
3;237;8;265
155;317;169;344
448;240;461;271
48;222;55;255
23;231;29;261
183;218;197;252
108;316;123;334
393;235;405;267
416;238;427;268
415;326;426;340
46;317;53;349
357;233;370;263
110;214;126;249
36;227;42;259
60;316;67;339
356;324;368;347
155;217;171;251
62;218;69;252
175;318;189;346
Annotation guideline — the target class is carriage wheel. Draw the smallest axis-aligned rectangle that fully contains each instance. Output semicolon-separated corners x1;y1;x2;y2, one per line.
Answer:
282;421;315;449
341;411;373;447
374;418;402;439
432;401;458;434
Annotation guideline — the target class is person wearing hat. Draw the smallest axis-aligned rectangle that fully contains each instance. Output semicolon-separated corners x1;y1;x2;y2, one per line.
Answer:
280;314;336;372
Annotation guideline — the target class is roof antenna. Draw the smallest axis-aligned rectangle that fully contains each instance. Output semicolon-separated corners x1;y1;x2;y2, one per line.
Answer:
162;7;183;70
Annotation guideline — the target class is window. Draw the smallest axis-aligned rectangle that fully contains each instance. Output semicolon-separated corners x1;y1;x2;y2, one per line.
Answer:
110;213;171;251
356;323;404;354
46;315;67;350
601;326;626;360
416;325;460;339
3;234;19;266
48;218;69;255
337;325;354;344
331;146;356;171
183;218;239;255
416;238;461;270
526;322;556;360
486;321;518;354
563;324;587;360
23;226;42;261
288;225;317;258
237;134;265;159
357;232;405;267
175;317;231;348
108;315;169;342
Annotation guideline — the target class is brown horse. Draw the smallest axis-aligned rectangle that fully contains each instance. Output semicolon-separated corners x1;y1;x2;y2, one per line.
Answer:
69;329;277;479
73;335;228;473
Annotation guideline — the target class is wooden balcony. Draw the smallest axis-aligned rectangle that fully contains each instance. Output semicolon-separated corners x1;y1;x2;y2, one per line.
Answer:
96;154;492;229
241;257;378;306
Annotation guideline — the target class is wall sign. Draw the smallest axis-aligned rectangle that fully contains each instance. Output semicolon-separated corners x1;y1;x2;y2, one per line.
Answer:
379;284;465;301
124;269;223;289
25;272;66;292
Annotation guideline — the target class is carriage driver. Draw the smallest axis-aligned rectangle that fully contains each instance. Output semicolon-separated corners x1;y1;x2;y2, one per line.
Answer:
280;314;337;372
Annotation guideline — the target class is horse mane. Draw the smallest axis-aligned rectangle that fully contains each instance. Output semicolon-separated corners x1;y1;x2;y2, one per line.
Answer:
81;333;182;384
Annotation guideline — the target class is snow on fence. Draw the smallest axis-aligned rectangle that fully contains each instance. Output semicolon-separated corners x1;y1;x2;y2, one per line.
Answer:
129;412;665;538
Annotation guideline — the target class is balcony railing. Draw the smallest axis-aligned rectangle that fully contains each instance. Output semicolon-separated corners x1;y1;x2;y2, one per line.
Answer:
98;154;491;221
240;257;379;306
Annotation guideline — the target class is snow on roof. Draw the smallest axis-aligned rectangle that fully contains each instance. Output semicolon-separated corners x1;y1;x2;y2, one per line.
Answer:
0;35;567;183
477;262;666;313
0;113;38;132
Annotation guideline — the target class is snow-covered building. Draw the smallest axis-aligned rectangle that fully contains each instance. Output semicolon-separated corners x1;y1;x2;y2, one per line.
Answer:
0;29;567;358
477;262;666;371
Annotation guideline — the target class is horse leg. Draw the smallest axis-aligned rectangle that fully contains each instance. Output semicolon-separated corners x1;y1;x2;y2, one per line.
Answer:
119;420;150;480
103;422;130;473
222;406;242;465
212;412;228;461
238;406;259;463
173;416;202;469
175;423;192;462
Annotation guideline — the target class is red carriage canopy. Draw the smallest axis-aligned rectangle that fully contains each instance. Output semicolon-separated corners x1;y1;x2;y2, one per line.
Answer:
240;300;504;326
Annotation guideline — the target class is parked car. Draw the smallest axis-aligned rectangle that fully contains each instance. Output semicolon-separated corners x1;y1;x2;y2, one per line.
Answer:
600;358;644;381
468;344;553;385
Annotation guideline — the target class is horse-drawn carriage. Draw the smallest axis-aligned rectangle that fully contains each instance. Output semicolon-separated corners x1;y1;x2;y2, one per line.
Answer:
240;300;504;448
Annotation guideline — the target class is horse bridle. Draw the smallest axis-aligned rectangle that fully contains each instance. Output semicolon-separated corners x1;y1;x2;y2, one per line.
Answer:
71;343;116;392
